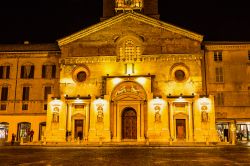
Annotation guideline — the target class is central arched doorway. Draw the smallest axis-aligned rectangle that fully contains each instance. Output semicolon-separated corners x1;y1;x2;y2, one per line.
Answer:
122;108;137;139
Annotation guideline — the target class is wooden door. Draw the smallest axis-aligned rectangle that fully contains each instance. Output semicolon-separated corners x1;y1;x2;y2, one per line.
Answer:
122;108;137;139
176;119;186;139
75;120;83;140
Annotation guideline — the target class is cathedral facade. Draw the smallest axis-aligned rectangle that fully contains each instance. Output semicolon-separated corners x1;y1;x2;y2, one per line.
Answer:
0;0;249;144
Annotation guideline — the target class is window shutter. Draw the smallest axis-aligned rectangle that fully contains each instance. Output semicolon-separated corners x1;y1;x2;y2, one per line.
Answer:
6;66;10;79
21;66;24;78
52;65;56;78
1;87;8;101
0;66;3;79
42;65;46;78
30;65;35;78
23;87;30;101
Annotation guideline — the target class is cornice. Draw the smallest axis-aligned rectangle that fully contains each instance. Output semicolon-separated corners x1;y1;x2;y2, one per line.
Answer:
205;44;250;50
60;54;202;64
57;12;203;46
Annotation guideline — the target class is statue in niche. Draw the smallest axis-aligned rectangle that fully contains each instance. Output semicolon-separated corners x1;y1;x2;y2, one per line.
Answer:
97;105;104;123
201;111;208;122
52;107;59;123
154;106;161;122
201;105;208;122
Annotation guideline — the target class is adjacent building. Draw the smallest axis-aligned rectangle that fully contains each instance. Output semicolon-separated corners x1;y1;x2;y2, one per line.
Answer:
0;0;249;144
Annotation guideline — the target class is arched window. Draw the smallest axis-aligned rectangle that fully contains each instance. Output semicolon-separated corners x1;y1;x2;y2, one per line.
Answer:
118;39;142;61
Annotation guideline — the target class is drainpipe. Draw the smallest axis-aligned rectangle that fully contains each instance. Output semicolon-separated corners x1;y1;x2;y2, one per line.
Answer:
14;56;19;112
202;44;208;96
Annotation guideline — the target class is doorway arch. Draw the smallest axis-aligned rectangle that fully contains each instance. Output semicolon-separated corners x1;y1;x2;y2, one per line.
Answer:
122;107;137;140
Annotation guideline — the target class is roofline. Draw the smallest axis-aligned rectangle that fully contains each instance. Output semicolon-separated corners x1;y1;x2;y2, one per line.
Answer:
57;12;203;46
204;41;250;45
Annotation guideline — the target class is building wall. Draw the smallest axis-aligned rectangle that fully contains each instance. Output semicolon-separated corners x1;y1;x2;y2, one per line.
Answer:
0;50;60;142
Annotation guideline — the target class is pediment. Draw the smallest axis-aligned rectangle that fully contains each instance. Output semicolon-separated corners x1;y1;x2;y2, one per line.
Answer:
57;12;203;47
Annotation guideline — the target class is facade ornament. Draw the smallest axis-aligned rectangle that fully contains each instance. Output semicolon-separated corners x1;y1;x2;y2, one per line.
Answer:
52;107;59;123
96;104;104;123
201;105;208;122
154;105;161;122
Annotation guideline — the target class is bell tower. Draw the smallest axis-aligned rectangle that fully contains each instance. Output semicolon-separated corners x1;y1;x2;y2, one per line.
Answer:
101;0;160;20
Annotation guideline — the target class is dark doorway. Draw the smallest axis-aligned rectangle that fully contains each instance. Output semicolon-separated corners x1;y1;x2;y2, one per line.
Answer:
122;108;137;139
176;119;186;140
74;120;83;140
39;122;46;141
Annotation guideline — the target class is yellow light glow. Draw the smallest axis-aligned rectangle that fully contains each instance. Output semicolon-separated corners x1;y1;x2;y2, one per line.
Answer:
126;63;134;75
49;99;63;111
198;97;211;112
112;78;122;86
94;98;107;113
74;99;84;104
136;77;146;85
149;98;166;113
60;78;75;85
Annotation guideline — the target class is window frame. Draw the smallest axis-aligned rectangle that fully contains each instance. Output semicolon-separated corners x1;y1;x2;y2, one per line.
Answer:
214;51;223;62
21;65;35;79
215;67;224;83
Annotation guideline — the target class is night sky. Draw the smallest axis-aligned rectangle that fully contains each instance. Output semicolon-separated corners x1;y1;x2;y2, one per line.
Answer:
0;0;249;44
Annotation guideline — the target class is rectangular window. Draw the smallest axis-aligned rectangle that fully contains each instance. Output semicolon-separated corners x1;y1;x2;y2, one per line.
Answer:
1;87;8;101
215;67;224;83
22;87;30;101
42;65;56;79
0;66;10;79
22;104;28;110
216;92;224;106
44;86;52;100
248;50;250;60
214;51;223;61
0;104;6;111
21;65;34;79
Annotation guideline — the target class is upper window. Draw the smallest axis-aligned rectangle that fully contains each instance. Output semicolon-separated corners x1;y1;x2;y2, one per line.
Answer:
118;39;141;61
22;87;30;101
1;87;8;101
21;65;34;79
42;65;56;79
248;50;250;60
0;66;10;79
44;86;52;100
215;67;224;83
216;92;224;106
214;51;222;61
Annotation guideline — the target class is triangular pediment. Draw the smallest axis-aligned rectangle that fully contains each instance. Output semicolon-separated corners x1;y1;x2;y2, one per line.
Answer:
57;12;203;46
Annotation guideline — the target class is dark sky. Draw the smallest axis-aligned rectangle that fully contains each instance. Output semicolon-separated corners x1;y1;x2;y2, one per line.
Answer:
0;0;249;44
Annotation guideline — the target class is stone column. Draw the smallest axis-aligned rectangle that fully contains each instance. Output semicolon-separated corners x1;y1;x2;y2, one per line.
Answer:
140;101;145;140
137;103;141;141
85;103;90;141
113;102;117;140
188;102;194;142
169;102;174;140
117;103;121;141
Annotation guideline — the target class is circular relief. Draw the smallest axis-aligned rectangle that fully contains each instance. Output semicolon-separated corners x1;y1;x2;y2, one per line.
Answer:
174;70;186;81
76;71;87;82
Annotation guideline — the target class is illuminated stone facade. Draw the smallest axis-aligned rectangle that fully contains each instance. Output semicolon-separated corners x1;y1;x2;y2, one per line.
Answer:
0;0;249;145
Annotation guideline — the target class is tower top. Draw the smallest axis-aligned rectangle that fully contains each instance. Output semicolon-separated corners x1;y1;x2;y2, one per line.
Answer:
102;0;159;21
